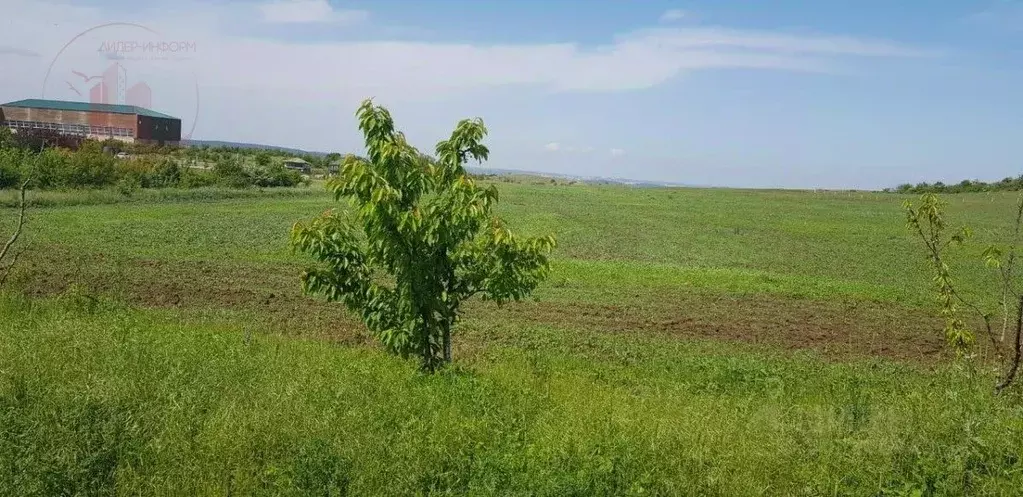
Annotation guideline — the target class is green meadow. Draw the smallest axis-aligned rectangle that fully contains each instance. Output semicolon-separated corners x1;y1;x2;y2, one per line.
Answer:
3;181;1023;495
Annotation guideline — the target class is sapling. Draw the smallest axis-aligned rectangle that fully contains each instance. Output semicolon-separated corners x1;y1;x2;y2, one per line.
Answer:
905;193;1023;392
0;179;29;288
291;100;556;371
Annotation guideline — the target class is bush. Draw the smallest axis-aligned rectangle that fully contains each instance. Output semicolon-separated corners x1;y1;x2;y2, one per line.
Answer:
115;156;157;189
112;157;184;190
0;127;13;150
19;145;117;190
0;148;26;189
252;164;302;188
212;158;254;188
179;167;217;189
116;174;142;197
152;159;182;188
24;149;70;189
0;134;315;191
63;147;117;189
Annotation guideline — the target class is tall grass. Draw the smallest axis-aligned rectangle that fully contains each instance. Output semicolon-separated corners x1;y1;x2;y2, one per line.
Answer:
2;294;1022;495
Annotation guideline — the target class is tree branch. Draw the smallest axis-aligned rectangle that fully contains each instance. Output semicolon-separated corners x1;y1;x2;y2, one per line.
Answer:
0;247;26;288
0;179;29;275
996;295;1023;393
910;214;998;349
999;194;1023;342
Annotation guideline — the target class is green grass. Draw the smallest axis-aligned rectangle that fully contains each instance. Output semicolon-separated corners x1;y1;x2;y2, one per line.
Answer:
2;295;1023;495
0;184;322;209
8;182;1018;307
4;183;1023;494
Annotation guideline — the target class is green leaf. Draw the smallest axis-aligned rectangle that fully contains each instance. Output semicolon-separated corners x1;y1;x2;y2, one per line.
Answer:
292;99;556;371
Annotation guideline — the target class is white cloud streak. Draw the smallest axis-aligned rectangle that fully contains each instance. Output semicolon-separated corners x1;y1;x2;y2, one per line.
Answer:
258;0;369;24
0;46;41;57
183;24;930;99
619;27;938;58
660;9;687;23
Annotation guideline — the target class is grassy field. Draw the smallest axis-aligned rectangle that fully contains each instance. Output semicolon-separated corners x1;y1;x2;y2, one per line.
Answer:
3;181;1023;495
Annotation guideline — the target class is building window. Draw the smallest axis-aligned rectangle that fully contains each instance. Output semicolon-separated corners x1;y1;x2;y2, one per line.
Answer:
3;119;133;138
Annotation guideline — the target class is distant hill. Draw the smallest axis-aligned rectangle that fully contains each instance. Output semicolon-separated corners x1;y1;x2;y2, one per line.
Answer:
469;167;696;187
182;140;328;157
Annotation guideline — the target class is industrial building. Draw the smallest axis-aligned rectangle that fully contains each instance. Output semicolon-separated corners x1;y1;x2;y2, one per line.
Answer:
0;99;181;146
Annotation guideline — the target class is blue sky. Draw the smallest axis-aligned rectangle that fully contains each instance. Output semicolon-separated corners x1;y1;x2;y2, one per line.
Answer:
1;0;1022;188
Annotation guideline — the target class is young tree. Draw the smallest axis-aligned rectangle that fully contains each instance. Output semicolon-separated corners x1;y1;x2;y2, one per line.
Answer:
254;150;273;168
904;193;1023;392
0;179;29;288
291;100;556;371
904;193;980;354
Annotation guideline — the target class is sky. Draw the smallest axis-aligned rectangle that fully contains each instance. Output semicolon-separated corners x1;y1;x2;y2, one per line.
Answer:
1;0;1022;189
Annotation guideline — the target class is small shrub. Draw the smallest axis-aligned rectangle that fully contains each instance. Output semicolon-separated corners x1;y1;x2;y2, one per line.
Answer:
64;147;117;189
252;164;302;188
115;156;157;189
213;158;254;188
116;175;141;197
0;148;25;189
152;159;182;188
24;149;70;190
179;167;217;189
0;127;13;149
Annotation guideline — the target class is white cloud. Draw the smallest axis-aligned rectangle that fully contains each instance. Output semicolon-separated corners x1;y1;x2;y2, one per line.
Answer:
0;0;934;102
619;27;937;58
610;148;626;156
0;46;40;57
0;0;939;154
544;142;561;151
258;0;368;24
660;9;687;23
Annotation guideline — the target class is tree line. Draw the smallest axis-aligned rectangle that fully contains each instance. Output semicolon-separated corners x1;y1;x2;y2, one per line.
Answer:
887;176;1023;194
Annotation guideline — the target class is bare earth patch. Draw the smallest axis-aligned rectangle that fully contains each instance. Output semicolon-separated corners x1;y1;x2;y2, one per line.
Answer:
479;297;947;363
14;249;949;362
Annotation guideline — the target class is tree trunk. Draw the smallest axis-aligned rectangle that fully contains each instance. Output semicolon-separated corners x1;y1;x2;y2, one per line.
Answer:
442;321;452;363
996;295;1023;393
419;308;435;373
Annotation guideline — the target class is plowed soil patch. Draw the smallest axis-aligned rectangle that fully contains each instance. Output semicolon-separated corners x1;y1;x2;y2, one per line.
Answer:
476;298;947;362
13;251;951;362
